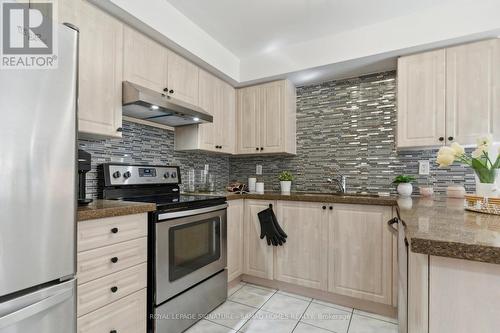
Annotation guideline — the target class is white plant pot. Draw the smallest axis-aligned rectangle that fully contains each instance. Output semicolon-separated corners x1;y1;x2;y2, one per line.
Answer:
397;183;413;197
280;181;292;193
476;182;499;198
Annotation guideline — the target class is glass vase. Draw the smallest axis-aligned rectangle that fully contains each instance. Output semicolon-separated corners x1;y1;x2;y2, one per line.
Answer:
474;169;499;198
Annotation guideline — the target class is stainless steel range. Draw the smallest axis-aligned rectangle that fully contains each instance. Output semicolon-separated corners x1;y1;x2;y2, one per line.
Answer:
100;163;227;333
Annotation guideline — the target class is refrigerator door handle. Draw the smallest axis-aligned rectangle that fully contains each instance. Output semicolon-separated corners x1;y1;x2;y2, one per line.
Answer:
0;288;73;329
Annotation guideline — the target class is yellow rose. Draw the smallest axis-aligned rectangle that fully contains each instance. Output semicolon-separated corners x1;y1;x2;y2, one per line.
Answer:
436;152;455;167
450;142;465;157
438;146;455;157
477;135;493;149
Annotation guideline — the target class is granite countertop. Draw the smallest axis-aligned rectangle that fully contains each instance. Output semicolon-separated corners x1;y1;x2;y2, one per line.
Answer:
223;191;398;206
398;197;500;264
77;199;156;221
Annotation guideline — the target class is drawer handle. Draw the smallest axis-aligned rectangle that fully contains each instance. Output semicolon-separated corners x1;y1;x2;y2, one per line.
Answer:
110;330;117;333
110;227;119;234
110;257;119;263
110;286;118;293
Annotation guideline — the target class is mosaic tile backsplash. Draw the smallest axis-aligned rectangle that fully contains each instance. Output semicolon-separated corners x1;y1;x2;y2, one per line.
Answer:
80;70;475;198
230;71;476;195
79;121;230;198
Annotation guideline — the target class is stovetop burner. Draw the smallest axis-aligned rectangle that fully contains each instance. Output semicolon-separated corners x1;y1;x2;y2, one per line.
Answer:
122;193;226;211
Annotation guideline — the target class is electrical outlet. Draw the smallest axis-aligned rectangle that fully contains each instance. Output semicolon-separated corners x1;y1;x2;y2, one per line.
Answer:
256;165;262;175
418;160;430;175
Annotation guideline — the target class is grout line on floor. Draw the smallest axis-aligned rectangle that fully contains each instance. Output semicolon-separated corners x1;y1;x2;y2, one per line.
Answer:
346;308;354;333
291;297;313;332
236;287;279;332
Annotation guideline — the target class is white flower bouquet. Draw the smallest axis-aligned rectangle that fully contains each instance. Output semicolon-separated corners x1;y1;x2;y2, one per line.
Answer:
436;136;500;184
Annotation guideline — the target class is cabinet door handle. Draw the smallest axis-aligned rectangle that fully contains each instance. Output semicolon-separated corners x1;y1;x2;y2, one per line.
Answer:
110;227;119;234
110;330;117;333
329;206;333;210
438;137;444;142
448;136;454;141
110;257;119;263
163;88;168;92
169;89;174;94
260;147;264;151
256;147;259;151
116;127;123;132
322;206;326;210
110;286;118;293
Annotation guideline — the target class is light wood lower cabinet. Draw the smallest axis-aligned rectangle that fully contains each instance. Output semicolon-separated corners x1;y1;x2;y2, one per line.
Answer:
77;263;147;316
243;200;275;279
274;201;328;290
77;288;147;333
227;200;244;281
237;199;397;307
327;204;394;305
77;213;148;332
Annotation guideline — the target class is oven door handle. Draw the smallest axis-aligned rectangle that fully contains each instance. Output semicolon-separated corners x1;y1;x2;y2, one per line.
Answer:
158;203;228;220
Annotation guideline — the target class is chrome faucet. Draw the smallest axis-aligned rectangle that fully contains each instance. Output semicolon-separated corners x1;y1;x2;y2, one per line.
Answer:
327;175;347;193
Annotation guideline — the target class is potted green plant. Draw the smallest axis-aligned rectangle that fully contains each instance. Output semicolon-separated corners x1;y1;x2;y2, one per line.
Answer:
278;171;294;193
393;175;416;197
437;136;500;197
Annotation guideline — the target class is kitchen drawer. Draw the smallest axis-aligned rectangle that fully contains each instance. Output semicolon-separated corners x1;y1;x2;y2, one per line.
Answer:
77;288;147;333
78;213;147;252
77;263;147;316
77;237;147;284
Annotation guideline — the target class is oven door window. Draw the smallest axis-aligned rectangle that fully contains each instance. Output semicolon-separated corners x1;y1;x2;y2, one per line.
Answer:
168;217;221;281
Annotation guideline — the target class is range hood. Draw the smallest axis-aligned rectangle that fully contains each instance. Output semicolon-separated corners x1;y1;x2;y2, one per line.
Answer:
122;81;212;127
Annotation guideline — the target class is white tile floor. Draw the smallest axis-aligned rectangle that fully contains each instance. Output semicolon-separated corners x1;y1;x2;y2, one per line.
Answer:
186;282;398;333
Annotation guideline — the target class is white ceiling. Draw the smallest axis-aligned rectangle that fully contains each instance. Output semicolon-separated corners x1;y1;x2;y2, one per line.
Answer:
165;0;456;58
96;0;500;85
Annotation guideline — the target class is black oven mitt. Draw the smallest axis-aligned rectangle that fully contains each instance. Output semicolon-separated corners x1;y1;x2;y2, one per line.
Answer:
258;207;287;246
270;207;287;239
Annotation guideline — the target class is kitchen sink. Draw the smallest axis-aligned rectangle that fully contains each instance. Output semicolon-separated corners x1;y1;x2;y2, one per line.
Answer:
299;192;380;198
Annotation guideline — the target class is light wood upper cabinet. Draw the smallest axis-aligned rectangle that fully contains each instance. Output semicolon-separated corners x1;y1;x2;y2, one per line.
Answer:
274;201;328;290
327;204;394;305
227;200;244;282
397;49;446;148
167;51;199;105
243;200;274;279
175;70;236;154
446;39;500;145
219;80;236;154
236;80;296;155
236;86;260;154
398;39;500;148
197;69;217;150
62;0;123;139
123;26;168;94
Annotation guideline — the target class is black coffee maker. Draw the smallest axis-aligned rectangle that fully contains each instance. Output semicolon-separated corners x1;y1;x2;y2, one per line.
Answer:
78;149;93;205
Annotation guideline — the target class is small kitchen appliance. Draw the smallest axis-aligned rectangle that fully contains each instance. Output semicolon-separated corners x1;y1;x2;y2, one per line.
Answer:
78;149;93;205
100;163;227;333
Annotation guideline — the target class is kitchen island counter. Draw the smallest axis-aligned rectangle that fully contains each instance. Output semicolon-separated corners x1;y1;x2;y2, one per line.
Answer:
398;197;500;264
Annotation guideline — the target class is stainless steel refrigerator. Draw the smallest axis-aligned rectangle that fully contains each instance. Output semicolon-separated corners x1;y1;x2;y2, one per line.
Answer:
0;23;78;332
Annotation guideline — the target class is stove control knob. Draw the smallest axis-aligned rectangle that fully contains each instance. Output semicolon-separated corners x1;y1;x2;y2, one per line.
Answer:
171;172;177;179
123;171;131;179
164;172;170;179
112;171;121;179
